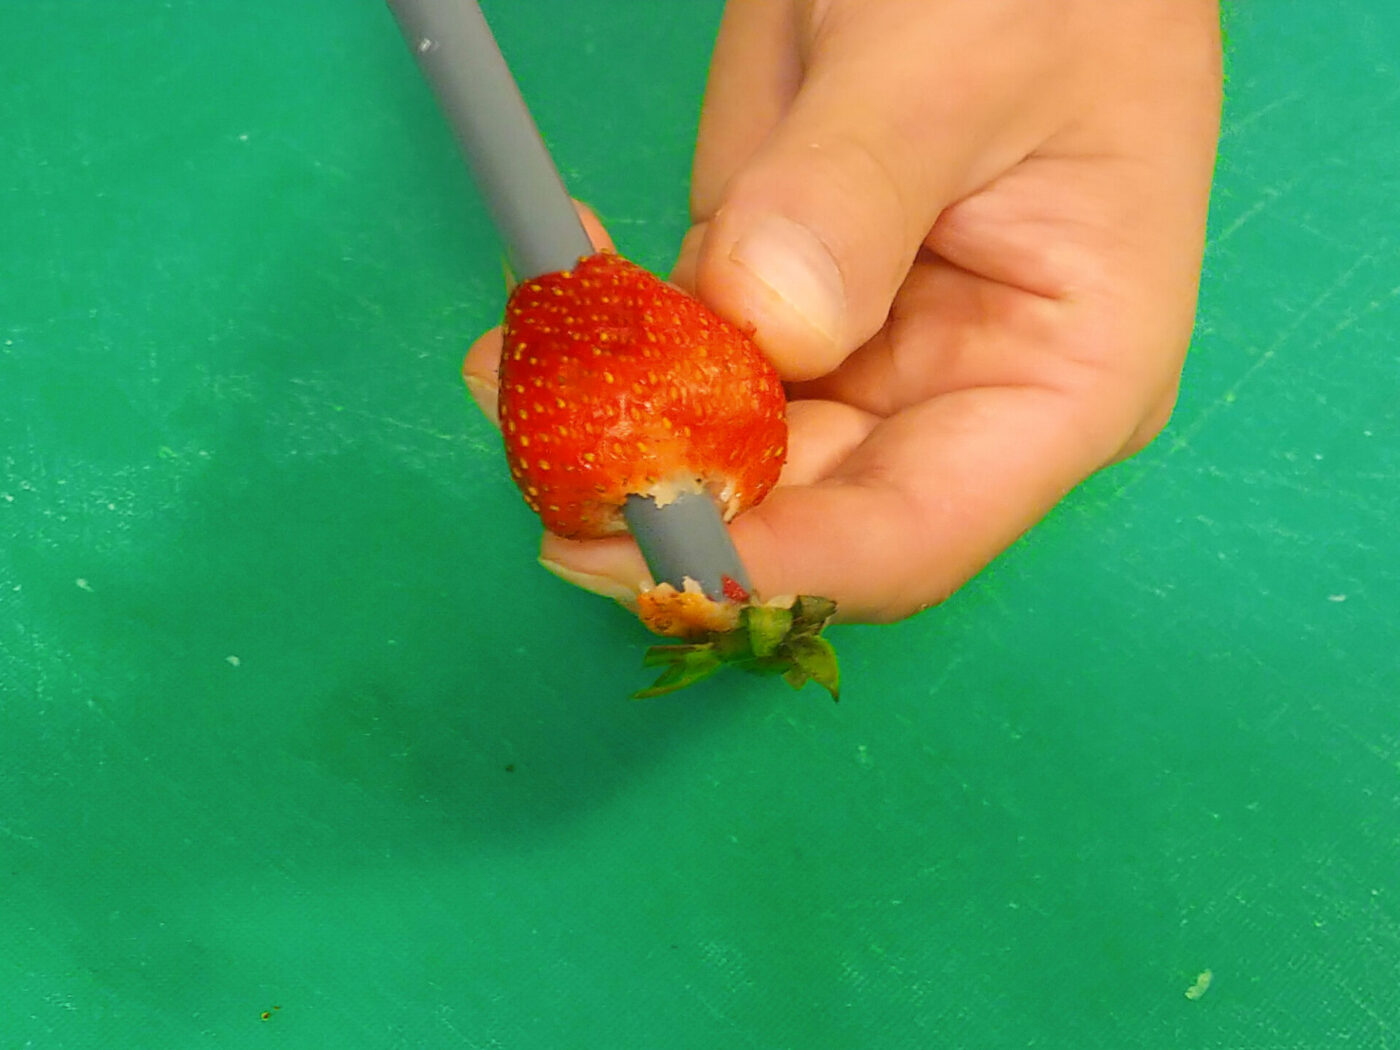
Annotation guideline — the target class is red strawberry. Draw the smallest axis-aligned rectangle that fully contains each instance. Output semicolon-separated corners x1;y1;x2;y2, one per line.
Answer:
498;251;786;540
490;249;839;701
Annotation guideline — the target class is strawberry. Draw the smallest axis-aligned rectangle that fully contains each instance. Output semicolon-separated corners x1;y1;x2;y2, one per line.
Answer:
498;250;786;540
492;249;839;700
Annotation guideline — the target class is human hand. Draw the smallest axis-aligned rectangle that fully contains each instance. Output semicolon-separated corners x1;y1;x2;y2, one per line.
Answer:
466;0;1222;623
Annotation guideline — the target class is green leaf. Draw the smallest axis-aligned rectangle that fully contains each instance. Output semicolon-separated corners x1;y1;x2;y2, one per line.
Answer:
783;665;811;691
742;605;794;659
785;635;840;701
789;595;838;635
641;643;711;668
632;649;725;699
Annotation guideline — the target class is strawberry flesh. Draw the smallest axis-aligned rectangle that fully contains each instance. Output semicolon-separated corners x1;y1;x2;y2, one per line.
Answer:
721;575;751;604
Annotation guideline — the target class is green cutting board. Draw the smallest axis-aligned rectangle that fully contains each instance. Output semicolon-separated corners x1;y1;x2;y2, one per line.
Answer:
3;2;1397;1046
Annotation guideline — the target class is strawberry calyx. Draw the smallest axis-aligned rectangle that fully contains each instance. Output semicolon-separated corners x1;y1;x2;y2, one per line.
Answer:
633;595;840;702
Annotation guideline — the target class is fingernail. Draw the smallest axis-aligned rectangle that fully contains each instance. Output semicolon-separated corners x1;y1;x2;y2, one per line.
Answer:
728;214;844;342
463;373;500;427
538;558;640;608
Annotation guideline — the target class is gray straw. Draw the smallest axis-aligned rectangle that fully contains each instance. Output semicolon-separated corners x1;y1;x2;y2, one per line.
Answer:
622;492;751;598
385;0;590;277
387;0;753;597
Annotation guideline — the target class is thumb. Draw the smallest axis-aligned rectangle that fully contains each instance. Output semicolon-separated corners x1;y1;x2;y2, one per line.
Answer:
689;0;1054;381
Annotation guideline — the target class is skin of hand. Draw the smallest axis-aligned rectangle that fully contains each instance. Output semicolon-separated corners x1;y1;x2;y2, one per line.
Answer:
465;0;1223;623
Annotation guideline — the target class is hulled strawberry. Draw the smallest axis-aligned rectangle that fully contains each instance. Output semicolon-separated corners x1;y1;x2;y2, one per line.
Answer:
492;249;839;700
498;251;786;540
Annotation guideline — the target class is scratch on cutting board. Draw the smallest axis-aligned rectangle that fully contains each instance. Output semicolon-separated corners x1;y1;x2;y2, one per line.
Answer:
1324;280;1400;339
1338;974;1398;1041
337;404;467;445
1219;90;1303;140
285;377;478;446
1212;181;1293;246
1318;710;1400;774
1112;249;1381;504
0;823;38;845
687;987;763;1049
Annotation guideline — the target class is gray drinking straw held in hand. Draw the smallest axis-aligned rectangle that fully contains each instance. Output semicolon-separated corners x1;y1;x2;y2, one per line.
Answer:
386;0;754;598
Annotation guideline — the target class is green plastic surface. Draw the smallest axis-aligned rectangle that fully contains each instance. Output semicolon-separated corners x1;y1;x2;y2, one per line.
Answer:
3;2;1398;1046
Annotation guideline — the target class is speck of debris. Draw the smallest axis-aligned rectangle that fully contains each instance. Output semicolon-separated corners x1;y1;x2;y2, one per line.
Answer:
1185;969;1213;1000
226;655;242;668
75;578;93;592
504;763;516;773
